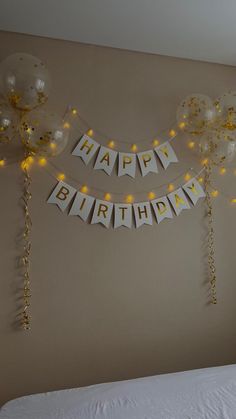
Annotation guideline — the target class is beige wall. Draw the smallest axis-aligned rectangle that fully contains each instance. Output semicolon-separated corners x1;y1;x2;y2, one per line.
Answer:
0;30;236;405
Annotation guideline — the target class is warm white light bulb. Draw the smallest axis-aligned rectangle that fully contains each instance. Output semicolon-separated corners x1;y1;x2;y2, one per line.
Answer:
104;193;111;201
57;173;66;181
168;184;174;192
81;185;88;193
126;195;134;203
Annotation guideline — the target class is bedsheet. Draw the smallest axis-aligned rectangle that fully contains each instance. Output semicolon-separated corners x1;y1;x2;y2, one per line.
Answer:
1;364;236;418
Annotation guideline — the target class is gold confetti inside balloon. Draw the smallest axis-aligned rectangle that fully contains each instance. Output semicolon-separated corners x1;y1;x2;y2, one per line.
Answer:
20;110;69;157
0;53;51;111
0;103;19;143
199;129;236;166
177;94;216;135
215;91;236;130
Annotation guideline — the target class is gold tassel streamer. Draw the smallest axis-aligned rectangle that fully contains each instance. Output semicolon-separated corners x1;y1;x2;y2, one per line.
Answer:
21;157;32;330
205;164;217;304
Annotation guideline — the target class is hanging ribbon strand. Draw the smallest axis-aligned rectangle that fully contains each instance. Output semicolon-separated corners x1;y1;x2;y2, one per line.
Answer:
21;156;32;330
205;164;217;304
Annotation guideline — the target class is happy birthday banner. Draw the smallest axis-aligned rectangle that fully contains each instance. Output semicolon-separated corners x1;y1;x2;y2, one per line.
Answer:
72;134;178;178
47;177;205;228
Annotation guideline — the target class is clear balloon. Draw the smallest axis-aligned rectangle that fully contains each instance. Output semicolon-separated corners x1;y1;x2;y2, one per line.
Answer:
215;91;236;130
199;128;236;166
177;94;216;135
0;53;50;111
0;103;19;143
19;110;69;157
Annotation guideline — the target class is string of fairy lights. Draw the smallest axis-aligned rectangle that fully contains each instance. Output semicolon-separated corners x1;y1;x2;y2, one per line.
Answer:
45;162;205;202
61;106;236;202
0;146;235;204
63;105;180;149
64;105;231;161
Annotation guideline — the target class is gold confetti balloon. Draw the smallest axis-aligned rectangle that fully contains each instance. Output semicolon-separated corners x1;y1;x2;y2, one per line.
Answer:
20;110;69;157
0;102;19;143
177;94;216;135
215;91;236;130
0;53;51;111
199;129;236;166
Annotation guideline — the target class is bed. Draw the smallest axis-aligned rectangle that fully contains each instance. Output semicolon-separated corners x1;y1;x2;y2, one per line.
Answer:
1;364;236;418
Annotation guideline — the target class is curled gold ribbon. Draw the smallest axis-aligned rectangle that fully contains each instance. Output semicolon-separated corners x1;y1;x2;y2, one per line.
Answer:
205;164;217;304
21;157;32;330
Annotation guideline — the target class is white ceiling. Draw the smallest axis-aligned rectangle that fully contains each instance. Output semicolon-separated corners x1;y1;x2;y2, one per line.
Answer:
1;0;236;66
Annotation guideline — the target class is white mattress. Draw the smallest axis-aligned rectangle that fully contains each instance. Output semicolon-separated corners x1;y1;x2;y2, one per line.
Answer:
1;365;236;419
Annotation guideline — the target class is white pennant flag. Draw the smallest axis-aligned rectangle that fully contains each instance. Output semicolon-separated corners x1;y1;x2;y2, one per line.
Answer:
137;150;158;176
69;192;95;221
133;201;153;228
182;177;206;205
47;181;76;212
72;134;100;165
151;196;173;224
168;188;191;216
155;141;178;170
114;204;132;228
93;146;117;175
91;199;113;228
118;152;136;178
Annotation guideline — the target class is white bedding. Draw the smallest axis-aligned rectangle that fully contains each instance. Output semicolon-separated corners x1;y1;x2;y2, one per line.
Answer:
1;365;236;419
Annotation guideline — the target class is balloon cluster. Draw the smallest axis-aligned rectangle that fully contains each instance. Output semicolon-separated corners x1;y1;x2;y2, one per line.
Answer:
177;93;236;166
0;53;68;158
